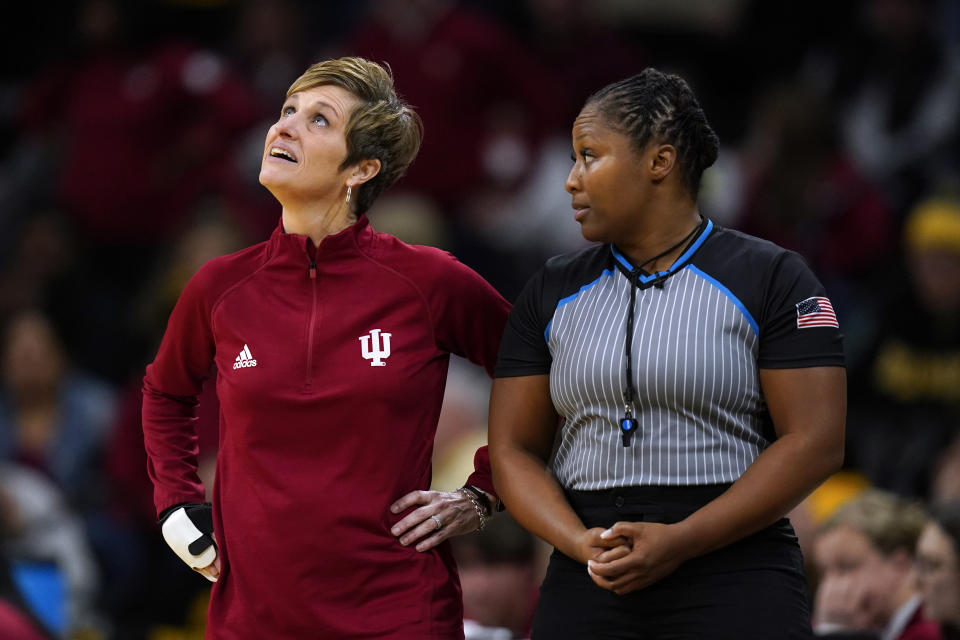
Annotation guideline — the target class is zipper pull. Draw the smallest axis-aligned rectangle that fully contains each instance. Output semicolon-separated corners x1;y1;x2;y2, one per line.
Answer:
308;257;316;280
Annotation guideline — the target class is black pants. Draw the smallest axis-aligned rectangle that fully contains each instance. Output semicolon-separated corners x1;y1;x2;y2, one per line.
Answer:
531;485;813;640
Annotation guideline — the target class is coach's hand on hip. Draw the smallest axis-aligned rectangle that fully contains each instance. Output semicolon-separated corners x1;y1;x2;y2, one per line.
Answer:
160;502;221;582
390;489;484;552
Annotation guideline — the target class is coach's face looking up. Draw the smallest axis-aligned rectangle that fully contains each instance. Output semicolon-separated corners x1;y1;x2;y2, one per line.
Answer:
254;57;423;249
260;85;363;207
259;84;380;245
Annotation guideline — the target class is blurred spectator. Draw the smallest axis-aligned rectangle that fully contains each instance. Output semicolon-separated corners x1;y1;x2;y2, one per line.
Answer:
811;489;939;639
227;0;310;108
0;604;48;640
732;83;895;365
1;464;101;638
452;513;542;640
12;0;263;381
449;0;646;297
516;0;646;126
0;212;75;324
366;192;451;250
588;0;747;34
0;310;116;508
847;195;960;498
736;84;894;283
931;433;960;504
342;0;563;213
831;0;960;212
0;310;146;636
0;548;51;640
17;0;262;248
462;134;591;301
790;470;872;571
916;502;960;639
0;209;133;385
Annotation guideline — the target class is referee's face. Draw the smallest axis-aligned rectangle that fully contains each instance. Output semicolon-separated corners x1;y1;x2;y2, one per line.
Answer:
567;106;651;244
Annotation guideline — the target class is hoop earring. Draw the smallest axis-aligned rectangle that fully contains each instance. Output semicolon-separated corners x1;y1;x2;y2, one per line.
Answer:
345;185;352;205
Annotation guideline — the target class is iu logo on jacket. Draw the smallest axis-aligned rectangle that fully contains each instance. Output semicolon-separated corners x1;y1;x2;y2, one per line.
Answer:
359;329;391;367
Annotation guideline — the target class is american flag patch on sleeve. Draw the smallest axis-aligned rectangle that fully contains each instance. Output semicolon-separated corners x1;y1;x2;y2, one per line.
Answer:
796;296;839;329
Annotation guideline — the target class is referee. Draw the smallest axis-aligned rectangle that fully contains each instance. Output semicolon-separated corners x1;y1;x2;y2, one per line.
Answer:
488;68;845;639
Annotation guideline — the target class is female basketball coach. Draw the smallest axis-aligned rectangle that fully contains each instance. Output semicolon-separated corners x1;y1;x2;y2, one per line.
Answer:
489;68;846;639
142;57;507;638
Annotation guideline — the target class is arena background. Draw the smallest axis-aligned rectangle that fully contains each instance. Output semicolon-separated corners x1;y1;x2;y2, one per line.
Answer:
1;0;959;638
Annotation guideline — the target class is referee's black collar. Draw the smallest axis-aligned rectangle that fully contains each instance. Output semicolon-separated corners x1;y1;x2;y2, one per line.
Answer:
610;218;714;289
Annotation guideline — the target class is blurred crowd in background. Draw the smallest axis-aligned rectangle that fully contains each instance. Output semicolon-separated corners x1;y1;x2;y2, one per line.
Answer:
1;0;960;638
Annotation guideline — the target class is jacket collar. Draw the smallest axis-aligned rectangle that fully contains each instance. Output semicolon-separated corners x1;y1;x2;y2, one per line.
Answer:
268;215;375;262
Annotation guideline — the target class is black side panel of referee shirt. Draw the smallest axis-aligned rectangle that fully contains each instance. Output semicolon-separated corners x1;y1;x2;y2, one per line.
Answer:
695;227;845;368
496;243;611;377
495;222;844;489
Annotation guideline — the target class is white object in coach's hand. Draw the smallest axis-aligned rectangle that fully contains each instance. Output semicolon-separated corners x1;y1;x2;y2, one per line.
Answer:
161;504;218;582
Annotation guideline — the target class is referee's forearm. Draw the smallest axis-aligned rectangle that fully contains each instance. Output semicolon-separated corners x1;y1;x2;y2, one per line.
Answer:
491;446;588;561
673;365;846;560
673;431;843;559
489;375;592;561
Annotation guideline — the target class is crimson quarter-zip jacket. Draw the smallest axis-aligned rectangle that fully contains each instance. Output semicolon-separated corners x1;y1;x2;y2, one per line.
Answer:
142;217;510;639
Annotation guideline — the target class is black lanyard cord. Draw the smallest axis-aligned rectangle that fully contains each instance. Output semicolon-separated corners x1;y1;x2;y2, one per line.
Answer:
621;281;639;445
619;215;705;447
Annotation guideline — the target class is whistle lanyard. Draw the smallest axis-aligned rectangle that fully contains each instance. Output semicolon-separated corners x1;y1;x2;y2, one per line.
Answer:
619;216;705;447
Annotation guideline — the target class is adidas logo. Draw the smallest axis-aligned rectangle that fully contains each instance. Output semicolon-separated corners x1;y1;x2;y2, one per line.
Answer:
233;344;257;369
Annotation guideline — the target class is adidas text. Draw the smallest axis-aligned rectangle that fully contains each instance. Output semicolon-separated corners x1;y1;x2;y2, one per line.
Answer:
234;344;258;369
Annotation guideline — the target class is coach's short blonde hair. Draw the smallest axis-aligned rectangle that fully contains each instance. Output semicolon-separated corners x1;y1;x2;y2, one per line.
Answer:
288;57;423;214
819;488;928;556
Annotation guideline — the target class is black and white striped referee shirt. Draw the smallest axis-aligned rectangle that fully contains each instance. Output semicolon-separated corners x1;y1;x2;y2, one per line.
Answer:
495;219;845;489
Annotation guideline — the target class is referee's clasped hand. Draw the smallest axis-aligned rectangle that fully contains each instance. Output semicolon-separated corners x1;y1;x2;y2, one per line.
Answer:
389;489;482;552
573;527;631;567
586;522;688;595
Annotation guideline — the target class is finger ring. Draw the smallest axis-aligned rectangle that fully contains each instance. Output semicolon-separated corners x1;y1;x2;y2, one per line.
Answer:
429;515;443;531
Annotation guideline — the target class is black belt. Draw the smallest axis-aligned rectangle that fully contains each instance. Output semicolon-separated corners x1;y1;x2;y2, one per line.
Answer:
566;484;731;525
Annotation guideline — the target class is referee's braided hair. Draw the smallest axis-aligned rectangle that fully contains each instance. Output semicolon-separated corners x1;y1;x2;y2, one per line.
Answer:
585;68;719;196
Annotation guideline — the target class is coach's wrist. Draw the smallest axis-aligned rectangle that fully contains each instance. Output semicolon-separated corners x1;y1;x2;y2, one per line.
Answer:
457;487;490;532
